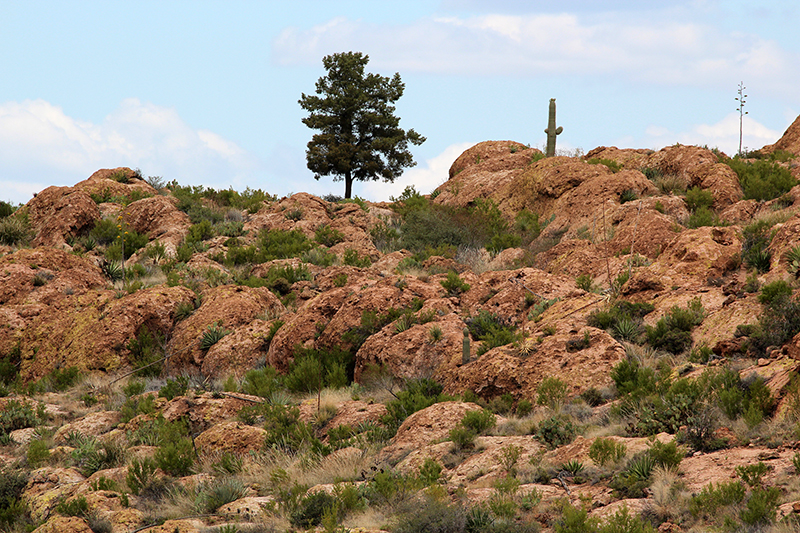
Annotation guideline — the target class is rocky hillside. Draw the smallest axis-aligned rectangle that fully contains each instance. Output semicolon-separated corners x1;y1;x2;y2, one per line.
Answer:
2;119;800;533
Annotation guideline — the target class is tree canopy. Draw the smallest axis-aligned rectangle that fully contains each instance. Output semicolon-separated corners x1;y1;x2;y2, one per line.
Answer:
299;51;425;199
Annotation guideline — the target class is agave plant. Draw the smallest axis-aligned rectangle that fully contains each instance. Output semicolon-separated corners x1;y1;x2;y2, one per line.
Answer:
561;459;585;476
199;324;231;351
785;245;800;276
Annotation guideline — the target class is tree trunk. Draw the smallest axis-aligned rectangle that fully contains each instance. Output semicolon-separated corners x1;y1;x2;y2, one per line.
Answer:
344;171;353;199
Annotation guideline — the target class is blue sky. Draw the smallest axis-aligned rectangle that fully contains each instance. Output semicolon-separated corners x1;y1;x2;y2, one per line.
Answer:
1;0;798;205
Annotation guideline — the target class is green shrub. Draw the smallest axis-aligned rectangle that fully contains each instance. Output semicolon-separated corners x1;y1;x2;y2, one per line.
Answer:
55;495;89;518
466;310;518;356
535;415;576;449
611;359;656;398
284;345;353;393
127;325;165;377
0;400;44;440
461;409;496;434
66;432;125;476
256;228;314;261
740;486;781;526
645;298;704;354
185;220;215;244
262;403;325;454
27;439;51;467
759;279;792;305
0;216;31;246
199;478;247;513
158;376;188;400
449;425;478;451
43;366;81;391
155;436;195;476
726;157;796;201
742;219;774;273
393;493;466;533
587;157;622;172
587;300;653;343
589;437;627;467
126;457;157;495
440;271;470;296
537;377;569;409
240;366;281;398
0;465;30;530
382;378;452;433
685;206;721;229
315;224;345;247
685;187;714;211
343;248;372;267
0;201;13;219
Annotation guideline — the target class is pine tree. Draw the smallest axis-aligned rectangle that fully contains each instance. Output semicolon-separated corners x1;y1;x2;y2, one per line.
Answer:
299;52;425;199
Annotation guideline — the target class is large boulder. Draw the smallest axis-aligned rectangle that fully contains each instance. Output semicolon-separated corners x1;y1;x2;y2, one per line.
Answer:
122;195;191;256
441;326;625;401
761;114;800;156
27;187;100;248
19;285;196;381
169;285;284;372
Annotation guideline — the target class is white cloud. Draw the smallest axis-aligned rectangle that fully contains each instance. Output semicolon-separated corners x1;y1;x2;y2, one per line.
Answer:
272;12;798;97
638;113;782;155
0;99;260;204
360;142;474;202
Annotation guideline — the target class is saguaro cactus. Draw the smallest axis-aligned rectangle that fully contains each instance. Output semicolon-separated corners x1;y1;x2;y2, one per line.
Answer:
544;98;563;157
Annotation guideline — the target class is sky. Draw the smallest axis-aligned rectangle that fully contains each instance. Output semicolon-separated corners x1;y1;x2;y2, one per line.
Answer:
1;0;798;205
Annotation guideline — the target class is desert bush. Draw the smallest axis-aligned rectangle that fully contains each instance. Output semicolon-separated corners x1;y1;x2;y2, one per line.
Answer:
155;435;195;476
466;310;518;355
284;345;353;393
589;437;627;467
383;378;453;433
535;415;576;449
0;215;31;246
126;456;157;495
315;224;345;247
256;228;314;261
684;187;714;211
725;157;796;201
343;247;372;267
27;438;51;467
537;376;569;409
262;403;325;454
645;298;704;354
393;492;466;533
0;400;44;441
240;366;281;398
199;478;247;513
587;157;622;172
743;281;800;355
587;300;653;343
461;409;496;434
0;465;30;530
127;325;165;377
67;432;125;476
158;375;188;400
440;271;471;296
289;490;340;529
185;219;216;244
742;219;774;273
54;495;89;518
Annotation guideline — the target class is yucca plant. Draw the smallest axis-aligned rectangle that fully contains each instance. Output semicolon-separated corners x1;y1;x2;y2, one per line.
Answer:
561;459;585;476
785;244;800;276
